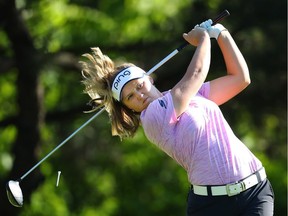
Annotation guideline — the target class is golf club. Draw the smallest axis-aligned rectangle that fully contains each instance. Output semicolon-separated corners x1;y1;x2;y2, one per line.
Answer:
6;10;230;207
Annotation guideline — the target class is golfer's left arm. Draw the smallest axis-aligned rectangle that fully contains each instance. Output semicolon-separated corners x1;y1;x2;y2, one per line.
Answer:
209;30;250;105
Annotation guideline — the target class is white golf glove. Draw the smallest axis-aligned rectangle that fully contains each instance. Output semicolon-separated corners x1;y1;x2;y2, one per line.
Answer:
199;19;213;29
208;23;227;39
197;19;227;39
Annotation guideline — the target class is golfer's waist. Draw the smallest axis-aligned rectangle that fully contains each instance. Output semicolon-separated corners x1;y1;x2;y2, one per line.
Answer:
191;167;267;197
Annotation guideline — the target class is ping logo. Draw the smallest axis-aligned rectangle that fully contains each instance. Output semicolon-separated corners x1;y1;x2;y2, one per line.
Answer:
158;99;167;109
113;70;131;90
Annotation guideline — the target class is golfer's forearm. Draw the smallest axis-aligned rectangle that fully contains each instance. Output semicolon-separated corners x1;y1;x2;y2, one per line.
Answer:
189;36;211;77
180;36;211;94
172;36;211;115
218;31;250;84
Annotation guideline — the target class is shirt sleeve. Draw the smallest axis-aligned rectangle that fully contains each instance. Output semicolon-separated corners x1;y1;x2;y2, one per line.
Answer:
140;83;210;150
140;92;177;148
198;82;210;99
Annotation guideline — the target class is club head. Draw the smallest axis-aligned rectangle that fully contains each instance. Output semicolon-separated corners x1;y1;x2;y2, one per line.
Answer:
6;180;23;207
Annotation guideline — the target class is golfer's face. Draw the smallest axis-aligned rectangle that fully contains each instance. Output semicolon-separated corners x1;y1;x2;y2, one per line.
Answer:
121;76;160;112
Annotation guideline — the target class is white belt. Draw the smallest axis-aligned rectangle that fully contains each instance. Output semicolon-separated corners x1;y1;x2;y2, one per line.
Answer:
192;168;267;197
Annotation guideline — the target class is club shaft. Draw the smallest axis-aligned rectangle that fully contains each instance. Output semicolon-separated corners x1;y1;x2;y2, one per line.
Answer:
147;50;178;75
18;10;230;182
20;109;105;181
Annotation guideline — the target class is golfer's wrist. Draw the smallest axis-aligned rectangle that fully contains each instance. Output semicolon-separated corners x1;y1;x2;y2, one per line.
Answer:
216;28;229;41
198;31;210;45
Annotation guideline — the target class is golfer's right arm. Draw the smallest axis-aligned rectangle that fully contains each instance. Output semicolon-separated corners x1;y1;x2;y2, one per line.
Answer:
171;27;211;117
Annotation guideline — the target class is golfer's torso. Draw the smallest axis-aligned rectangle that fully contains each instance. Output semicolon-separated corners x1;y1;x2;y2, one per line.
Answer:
172;95;262;185
141;92;262;186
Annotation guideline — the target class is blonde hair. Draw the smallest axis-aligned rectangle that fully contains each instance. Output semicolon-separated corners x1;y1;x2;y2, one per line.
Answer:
79;47;141;139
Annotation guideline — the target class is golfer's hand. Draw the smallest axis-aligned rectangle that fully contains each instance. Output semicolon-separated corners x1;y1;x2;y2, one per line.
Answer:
207;23;227;39
183;26;209;46
198;19;227;39
199;19;213;29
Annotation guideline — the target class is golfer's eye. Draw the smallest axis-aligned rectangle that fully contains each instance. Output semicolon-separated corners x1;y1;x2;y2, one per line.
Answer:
127;93;133;101
137;82;143;90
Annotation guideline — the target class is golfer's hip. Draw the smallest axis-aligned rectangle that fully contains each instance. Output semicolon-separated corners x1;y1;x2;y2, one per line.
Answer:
191;167;266;197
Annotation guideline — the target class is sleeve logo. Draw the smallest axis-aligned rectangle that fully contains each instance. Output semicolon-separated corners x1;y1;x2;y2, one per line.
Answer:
158;99;167;109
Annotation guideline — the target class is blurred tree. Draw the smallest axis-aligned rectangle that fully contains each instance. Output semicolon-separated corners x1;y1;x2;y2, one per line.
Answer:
0;0;286;215
0;0;44;215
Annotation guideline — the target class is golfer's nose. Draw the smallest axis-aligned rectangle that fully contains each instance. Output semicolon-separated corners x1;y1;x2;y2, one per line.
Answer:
135;91;144;99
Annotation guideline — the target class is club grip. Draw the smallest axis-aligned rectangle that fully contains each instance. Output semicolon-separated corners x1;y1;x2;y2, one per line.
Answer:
177;10;230;51
212;10;230;25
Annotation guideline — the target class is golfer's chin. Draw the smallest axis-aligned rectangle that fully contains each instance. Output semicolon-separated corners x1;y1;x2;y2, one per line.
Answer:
141;98;152;111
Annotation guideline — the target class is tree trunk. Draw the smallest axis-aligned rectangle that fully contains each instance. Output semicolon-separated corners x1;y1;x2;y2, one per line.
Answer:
0;0;44;214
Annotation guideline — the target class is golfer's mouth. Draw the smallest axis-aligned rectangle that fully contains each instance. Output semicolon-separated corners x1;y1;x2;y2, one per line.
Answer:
143;97;149;105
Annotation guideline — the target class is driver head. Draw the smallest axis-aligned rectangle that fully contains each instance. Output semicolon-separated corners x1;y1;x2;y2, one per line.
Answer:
6;180;23;207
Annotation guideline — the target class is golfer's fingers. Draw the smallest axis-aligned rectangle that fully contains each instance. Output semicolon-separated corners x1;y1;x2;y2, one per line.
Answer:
183;31;197;46
183;27;207;46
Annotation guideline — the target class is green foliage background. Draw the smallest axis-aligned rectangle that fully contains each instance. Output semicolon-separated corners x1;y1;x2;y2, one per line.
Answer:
0;0;286;215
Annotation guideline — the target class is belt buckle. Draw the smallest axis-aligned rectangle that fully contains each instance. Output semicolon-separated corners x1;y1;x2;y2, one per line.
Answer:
226;182;246;196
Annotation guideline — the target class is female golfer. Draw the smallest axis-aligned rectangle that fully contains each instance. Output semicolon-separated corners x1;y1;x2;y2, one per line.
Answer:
80;22;274;215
